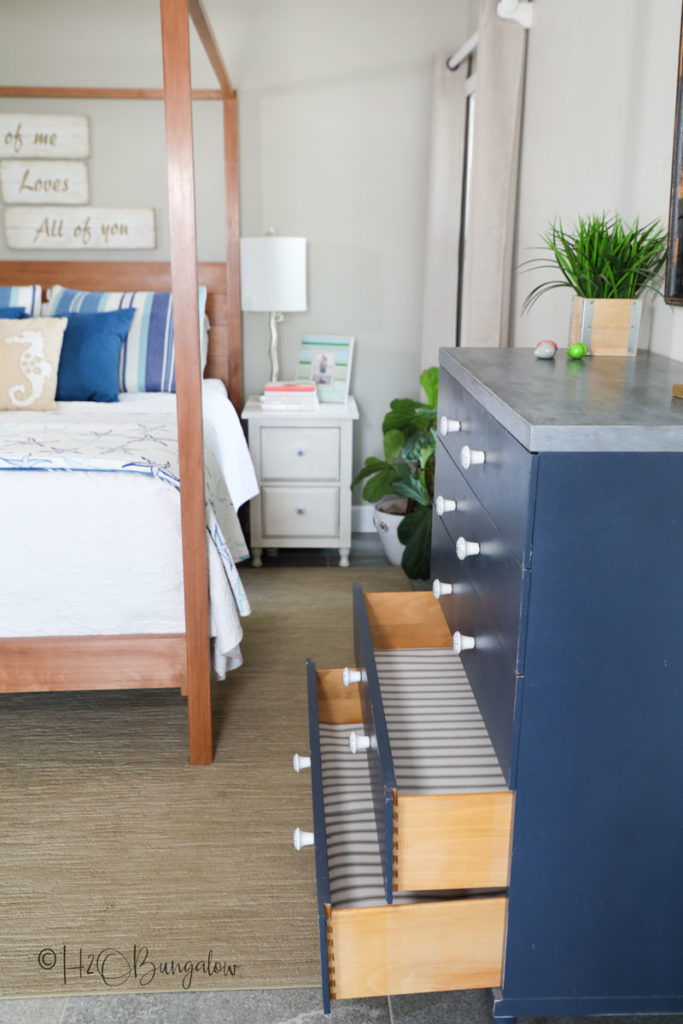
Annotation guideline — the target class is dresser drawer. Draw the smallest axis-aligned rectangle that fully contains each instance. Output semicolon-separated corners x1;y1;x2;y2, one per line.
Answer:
437;371;537;565
261;486;339;538
297;662;507;1012
430;520;522;787
433;450;530;674
260;426;340;481
350;589;513;900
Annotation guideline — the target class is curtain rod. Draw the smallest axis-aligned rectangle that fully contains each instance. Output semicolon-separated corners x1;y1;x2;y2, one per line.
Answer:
446;32;478;72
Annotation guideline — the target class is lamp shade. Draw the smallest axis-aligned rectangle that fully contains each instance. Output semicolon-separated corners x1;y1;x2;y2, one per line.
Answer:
240;236;307;313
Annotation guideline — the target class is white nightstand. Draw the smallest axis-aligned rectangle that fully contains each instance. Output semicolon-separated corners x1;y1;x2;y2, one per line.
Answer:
242;396;359;567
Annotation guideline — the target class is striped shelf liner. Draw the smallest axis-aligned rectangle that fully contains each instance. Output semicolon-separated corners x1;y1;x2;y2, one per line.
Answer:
374;648;508;795
320;723;386;908
319;649;507;908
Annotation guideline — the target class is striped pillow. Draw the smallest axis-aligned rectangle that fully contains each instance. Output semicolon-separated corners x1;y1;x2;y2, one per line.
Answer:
46;285;208;393
0;285;42;318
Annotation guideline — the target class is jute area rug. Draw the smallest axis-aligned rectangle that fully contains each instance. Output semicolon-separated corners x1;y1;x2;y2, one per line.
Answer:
0;565;405;999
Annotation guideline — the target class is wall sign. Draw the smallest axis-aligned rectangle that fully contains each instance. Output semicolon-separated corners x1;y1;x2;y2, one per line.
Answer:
0;113;90;159
0;160;89;205
4;206;156;250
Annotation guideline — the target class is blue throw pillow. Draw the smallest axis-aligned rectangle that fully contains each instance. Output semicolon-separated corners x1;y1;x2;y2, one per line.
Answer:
47;285;208;393
56;309;136;402
0;307;27;319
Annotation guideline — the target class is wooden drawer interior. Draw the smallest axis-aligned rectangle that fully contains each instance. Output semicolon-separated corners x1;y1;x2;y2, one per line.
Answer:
310;667;507;1006
350;591;514;894
326;896;506;1001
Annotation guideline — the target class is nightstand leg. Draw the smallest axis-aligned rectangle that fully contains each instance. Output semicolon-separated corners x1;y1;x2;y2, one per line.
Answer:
339;547;350;568
251;547;263;568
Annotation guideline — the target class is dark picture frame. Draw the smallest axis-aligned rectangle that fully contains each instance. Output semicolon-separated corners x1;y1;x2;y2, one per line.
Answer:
666;8;683;303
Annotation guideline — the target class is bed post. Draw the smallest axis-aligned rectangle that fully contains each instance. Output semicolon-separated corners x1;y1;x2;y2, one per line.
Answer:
160;0;213;764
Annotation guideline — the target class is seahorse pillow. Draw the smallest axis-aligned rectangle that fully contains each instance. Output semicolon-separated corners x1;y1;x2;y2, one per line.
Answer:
0;317;67;411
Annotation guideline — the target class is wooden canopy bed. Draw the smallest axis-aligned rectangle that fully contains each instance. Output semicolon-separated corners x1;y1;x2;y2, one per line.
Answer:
0;0;243;765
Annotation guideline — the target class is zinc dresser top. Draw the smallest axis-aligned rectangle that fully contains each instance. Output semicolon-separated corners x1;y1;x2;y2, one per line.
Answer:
440;347;683;452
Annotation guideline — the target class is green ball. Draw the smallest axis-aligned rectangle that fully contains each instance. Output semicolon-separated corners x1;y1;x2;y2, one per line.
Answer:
567;342;588;360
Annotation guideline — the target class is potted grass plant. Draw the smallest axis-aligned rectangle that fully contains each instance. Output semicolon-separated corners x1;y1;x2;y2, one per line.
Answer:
351;366;437;580
521;212;667;355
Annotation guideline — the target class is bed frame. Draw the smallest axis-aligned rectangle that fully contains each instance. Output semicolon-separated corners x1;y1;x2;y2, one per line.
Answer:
0;0;242;765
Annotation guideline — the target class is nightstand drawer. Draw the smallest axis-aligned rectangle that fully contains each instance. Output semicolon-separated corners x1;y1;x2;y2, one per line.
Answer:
260;426;340;481
297;662;507;1012
261;485;339;537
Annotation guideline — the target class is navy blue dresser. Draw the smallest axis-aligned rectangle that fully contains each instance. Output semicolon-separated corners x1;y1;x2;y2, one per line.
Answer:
434;347;683;1021
298;347;683;1022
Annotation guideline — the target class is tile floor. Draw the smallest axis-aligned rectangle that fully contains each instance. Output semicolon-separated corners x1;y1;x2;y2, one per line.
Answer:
3;987;683;1024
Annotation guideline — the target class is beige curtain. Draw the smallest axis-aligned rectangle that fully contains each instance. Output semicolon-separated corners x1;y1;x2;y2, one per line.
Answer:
420;54;468;371
460;0;529;348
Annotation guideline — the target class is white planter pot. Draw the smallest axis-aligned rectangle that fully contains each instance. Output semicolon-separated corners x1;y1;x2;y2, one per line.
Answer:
372;502;406;566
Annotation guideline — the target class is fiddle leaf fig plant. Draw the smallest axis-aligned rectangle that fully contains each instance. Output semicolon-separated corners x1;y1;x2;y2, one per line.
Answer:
351;366;438;580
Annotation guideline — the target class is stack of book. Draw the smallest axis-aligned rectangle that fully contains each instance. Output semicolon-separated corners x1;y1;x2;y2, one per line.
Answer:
260;381;319;411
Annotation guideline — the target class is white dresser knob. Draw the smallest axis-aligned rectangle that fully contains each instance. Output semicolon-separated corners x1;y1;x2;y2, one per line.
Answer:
432;579;454;599
452;631;476;654
435;495;458;516
460;445;486;470
296;507;306;516
439;415;461;436
342;667;364;687
296;447;305;456
293;753;311;773
456;537;480;560
293;827;315;850
349;730;376;753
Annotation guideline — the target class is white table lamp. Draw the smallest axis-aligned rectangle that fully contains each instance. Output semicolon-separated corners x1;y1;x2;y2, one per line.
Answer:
240;235;308;382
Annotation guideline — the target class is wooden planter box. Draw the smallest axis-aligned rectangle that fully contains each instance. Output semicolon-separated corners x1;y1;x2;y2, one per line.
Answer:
570;295;642;356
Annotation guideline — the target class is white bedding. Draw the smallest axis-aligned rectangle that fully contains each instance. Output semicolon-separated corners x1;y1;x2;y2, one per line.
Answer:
0;380;258;677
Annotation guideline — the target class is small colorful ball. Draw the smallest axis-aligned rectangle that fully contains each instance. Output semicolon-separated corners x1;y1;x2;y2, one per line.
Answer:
567;342;588;360
534;340;558;360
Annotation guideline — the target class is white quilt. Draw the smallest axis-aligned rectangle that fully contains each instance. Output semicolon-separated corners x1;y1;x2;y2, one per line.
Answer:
0;380;258;676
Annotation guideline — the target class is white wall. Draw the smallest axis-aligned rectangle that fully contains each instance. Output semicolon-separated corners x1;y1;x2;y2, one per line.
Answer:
512;0;683;359
0;0;479;496
233;0;479;474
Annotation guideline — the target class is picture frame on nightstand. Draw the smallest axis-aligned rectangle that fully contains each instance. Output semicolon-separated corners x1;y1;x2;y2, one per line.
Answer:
296;334;354;402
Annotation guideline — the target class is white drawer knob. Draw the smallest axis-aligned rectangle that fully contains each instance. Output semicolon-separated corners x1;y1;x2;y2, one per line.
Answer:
460;445;486;470
452;631;476;654
432;578;454;598
349;730;376;753
439;415;461;436
293;827;315;850
296;447;305;456
293;753;311;773
435;495;457;516
296;507;306;516
456;536;480;560
342;667;364;687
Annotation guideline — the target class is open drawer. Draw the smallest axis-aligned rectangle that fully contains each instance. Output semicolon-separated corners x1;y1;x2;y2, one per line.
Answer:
297;662;507;1012
350;588;514;902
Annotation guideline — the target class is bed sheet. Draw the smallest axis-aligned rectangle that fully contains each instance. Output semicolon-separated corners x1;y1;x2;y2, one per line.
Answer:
0;380;258;677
